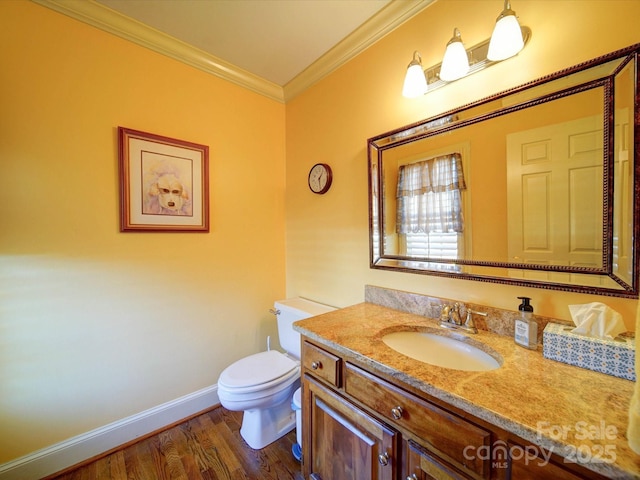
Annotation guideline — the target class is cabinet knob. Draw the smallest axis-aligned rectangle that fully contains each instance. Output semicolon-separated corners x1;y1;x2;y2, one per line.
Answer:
390;405;403;420
378;452;390;466
406;475;418;480
311;361;322;370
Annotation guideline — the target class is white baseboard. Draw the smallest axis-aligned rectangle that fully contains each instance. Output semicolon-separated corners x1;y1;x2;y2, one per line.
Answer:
0;384;219;480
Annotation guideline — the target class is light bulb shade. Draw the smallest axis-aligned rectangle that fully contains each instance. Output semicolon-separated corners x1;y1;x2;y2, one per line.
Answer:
402;51;428;98
439;28;469;82
487;2;524;61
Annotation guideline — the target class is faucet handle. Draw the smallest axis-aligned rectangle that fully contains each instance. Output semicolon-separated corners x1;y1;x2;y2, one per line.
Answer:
463;309;487;333
440;304;451;322
467;308;487;318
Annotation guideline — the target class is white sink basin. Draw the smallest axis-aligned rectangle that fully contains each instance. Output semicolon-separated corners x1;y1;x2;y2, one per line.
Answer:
382;331;501;371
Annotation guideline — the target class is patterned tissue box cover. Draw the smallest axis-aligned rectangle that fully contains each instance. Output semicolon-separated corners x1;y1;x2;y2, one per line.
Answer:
543;322;635;381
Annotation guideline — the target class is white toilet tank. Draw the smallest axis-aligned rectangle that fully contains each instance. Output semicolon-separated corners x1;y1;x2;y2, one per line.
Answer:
275;298;335;359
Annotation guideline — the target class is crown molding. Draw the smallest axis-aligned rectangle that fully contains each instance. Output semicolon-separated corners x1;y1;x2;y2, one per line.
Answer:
31;0;285;102
31;0;433;104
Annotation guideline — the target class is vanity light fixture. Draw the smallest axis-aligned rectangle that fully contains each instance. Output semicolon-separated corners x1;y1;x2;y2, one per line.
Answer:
402;51;428;98
487;0;525;61
402;0;530;97
439;28;470;82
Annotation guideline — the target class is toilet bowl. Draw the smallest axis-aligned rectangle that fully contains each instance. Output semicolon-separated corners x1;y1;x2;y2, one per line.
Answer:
218;350;300;449
217;298;335;450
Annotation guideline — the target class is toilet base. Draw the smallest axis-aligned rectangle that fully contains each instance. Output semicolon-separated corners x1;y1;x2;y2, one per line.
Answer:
240;397;297;449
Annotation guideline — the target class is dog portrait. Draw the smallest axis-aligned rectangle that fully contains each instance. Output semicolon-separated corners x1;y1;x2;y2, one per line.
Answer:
142;156;193;217
118;127;209;232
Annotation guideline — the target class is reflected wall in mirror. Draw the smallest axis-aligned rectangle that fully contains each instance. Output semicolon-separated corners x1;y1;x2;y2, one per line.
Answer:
368;44;639;297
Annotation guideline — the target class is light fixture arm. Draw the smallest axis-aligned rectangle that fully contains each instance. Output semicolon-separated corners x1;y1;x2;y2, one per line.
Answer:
496;0;516;22
447;28;463;47
407;50;422;68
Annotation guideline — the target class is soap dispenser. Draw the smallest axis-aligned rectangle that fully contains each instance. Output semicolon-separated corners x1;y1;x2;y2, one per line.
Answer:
514;296;537;349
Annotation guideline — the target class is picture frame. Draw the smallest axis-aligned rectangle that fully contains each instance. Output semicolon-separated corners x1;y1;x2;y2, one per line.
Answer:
118;127;209;232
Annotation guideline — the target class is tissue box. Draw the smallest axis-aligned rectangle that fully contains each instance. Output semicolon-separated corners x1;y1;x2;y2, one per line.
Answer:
543;323;635;381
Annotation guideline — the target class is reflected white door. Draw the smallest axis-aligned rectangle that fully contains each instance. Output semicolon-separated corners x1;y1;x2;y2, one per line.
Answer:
506;116;604;281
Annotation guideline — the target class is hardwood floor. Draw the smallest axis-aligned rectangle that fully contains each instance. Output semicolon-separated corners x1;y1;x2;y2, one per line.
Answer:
47;407;305;480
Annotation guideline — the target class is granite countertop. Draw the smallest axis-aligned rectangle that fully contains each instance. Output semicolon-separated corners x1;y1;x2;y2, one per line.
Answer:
293;302;640;479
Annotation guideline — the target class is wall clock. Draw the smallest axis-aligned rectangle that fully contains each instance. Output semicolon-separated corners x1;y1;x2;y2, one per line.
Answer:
308;163;333;194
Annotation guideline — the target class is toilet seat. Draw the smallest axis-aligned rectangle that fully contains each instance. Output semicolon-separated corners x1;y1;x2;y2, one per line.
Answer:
218;350;299;394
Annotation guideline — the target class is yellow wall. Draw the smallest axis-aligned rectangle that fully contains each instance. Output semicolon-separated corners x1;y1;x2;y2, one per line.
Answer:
3;0;640;469
285;1;640;323
0;1;286;462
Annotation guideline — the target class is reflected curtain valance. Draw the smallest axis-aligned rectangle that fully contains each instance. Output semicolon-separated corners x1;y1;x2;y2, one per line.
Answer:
396;153;466;234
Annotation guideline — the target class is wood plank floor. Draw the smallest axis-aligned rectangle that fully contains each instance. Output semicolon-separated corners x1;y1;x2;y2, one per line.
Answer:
47;407;305;480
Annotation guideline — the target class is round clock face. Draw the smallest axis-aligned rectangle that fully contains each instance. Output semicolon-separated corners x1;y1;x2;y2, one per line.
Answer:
308;163;333;194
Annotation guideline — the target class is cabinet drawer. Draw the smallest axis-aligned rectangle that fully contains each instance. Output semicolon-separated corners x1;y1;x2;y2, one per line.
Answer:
507;441;599;480
345;362;491;479
407;439;471;480
302;341;341;387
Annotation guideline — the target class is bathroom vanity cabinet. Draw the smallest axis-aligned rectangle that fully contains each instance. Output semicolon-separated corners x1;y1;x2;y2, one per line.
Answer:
300;337;606;480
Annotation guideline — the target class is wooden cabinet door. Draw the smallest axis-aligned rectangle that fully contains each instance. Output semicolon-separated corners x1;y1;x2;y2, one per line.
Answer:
303;374;398;480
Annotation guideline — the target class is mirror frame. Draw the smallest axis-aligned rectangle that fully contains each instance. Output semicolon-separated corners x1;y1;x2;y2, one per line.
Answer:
368;44;640;298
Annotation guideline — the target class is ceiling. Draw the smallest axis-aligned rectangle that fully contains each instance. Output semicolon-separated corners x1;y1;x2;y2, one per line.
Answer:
36;0;434;102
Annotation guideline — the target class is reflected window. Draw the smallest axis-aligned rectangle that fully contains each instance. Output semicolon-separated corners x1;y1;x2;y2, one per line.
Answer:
396;153;466;259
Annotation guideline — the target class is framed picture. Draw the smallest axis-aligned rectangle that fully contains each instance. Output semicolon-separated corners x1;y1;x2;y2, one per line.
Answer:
118;127;209;232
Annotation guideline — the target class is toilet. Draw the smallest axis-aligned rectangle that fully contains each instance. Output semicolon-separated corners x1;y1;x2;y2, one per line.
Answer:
217;297;335;450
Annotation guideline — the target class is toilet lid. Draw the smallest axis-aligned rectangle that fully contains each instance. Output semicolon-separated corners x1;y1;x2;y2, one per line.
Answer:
219;350;299;389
